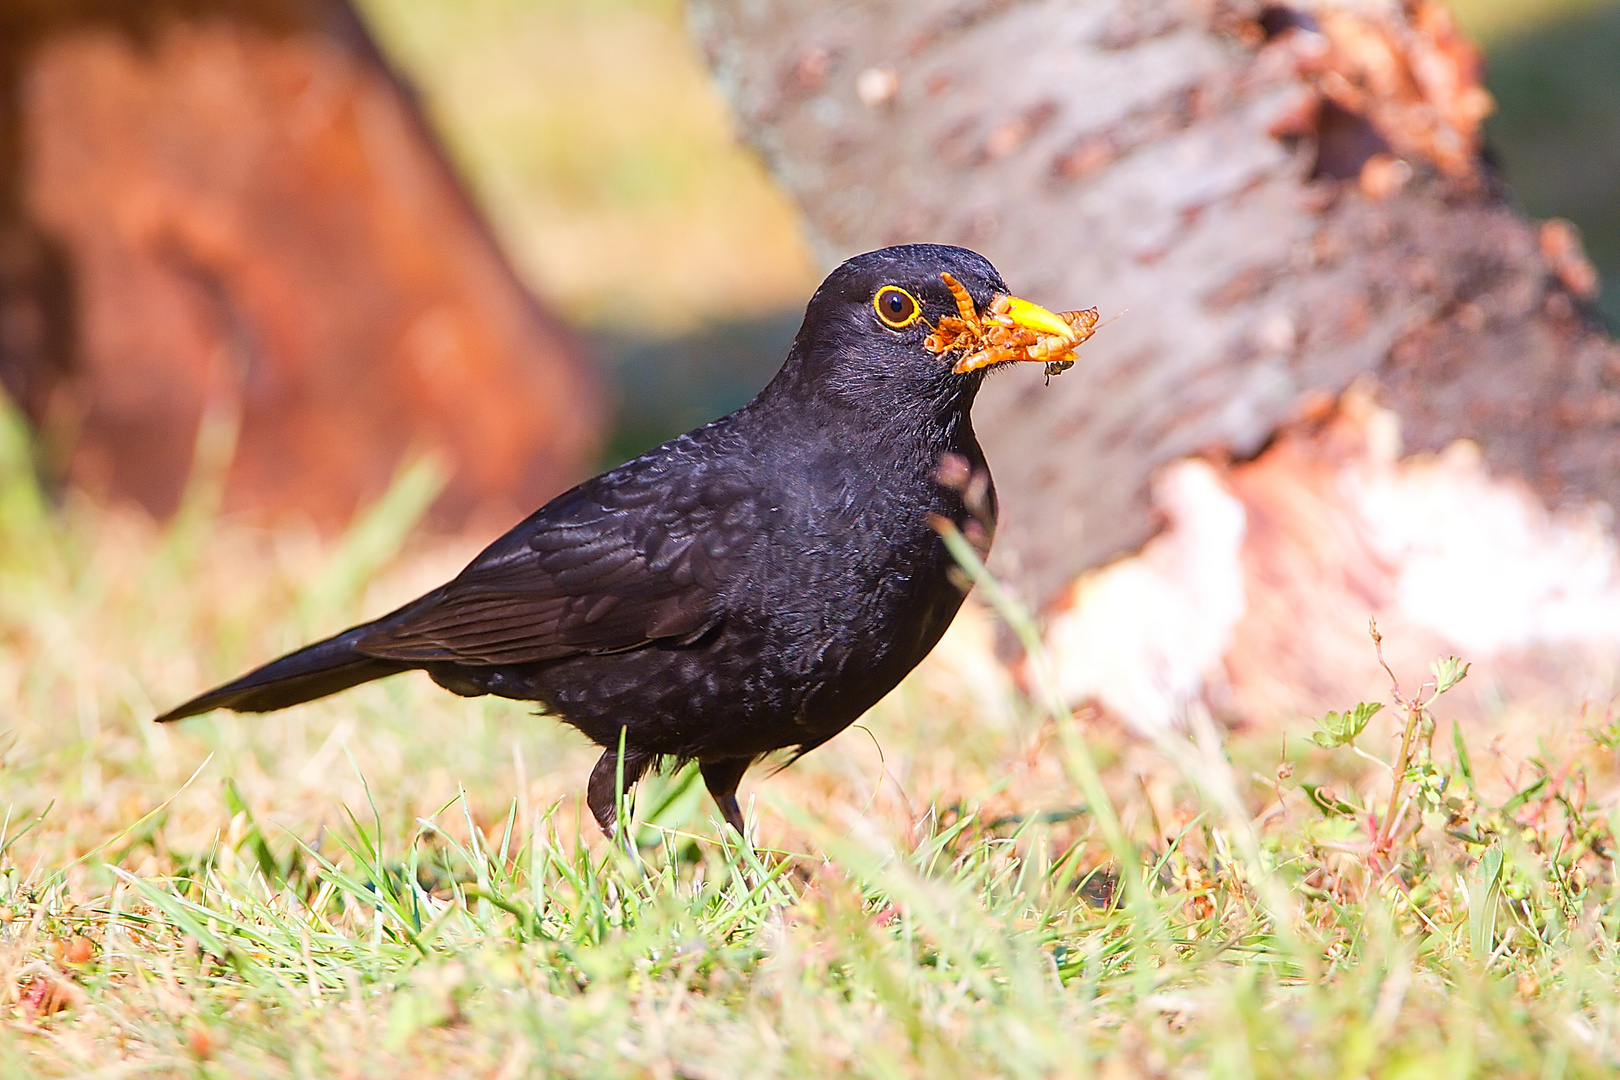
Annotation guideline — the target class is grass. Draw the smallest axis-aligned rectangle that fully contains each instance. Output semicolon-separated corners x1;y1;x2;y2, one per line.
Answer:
4;401;1620;1077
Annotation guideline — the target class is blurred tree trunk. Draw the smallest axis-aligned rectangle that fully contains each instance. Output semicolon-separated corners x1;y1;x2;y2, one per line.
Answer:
692;0;1619;608
0;0;603;530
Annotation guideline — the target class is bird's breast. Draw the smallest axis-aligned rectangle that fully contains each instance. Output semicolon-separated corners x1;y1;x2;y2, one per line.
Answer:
735;445;981;687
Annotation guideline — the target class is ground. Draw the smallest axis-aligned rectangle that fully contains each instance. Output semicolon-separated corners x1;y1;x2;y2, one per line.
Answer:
3;407;1620;1077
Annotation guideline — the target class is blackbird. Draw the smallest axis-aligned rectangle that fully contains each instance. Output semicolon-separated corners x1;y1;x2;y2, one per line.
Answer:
156;244;1089;835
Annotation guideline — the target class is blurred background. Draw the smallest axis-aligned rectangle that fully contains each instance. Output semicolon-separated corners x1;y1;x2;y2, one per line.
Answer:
353;0;823;464
358;0;1618;454
3;0;1612;534
0;0;1607;540
1462;0;1619;328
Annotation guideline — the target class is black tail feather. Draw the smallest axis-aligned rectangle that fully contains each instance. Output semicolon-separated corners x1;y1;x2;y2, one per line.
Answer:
154;628;414;723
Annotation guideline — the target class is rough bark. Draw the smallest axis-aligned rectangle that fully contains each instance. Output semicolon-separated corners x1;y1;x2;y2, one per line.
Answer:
0;0;604;529
690;0;1619;607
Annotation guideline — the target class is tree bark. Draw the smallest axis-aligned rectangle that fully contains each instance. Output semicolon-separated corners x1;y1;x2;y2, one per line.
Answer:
690;0;1619;608
0;0;604;529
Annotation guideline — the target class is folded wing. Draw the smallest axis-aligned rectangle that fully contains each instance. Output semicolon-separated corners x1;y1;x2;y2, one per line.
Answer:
356;454;759;666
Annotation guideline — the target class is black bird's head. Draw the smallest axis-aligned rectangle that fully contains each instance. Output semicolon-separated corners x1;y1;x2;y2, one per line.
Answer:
768;244;1089;418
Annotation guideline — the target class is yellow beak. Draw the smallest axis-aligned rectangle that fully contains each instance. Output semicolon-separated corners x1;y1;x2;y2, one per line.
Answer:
999;295;1075;341
926;272;1099;375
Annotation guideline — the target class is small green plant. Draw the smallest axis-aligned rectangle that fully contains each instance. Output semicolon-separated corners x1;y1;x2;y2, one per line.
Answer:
1308;701;1383;749
1287;618;1620;979
1297;621;1475;867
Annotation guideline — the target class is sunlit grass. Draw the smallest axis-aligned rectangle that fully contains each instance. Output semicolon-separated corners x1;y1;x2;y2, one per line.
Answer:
353;0;820;331
3;397;1620;1076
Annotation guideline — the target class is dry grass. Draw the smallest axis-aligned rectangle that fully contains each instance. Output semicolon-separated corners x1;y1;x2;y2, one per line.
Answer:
2;401;1620;1077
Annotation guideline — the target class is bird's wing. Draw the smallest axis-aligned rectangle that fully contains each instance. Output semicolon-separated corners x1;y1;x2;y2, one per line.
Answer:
355;450;761;666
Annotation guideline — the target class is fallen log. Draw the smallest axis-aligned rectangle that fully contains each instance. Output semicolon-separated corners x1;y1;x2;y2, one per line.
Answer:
693;0;1620;732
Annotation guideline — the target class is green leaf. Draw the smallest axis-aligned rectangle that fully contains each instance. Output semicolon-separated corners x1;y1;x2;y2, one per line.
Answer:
1469;844;1504;960
1500;775;1550;815
1451;720;1476;796
1303;784;1360;818
1431;656;1470;694
1309;702;1383;749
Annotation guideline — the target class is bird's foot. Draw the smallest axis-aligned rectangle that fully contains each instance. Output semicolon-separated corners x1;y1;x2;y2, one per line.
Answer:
700;758;751;837
587;745;650;837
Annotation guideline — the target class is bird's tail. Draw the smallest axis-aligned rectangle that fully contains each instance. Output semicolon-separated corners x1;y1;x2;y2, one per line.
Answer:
154;627;412;723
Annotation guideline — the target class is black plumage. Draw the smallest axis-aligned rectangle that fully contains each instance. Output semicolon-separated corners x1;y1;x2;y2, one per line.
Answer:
156;244;1074;835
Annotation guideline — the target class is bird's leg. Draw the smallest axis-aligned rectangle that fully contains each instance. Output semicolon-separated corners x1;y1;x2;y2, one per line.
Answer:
699;758;752;835
587;745;650;836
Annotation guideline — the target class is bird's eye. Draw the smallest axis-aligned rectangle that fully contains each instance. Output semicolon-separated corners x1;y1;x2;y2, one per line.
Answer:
873;285;921;329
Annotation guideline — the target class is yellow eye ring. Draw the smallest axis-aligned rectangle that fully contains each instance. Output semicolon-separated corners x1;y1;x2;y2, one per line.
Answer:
873;285;922;329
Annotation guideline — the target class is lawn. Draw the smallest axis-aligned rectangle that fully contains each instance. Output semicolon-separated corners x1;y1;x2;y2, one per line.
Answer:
2;399;1619;1078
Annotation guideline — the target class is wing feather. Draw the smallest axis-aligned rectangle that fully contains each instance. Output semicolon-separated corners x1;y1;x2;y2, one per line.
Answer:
354;447;756;666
